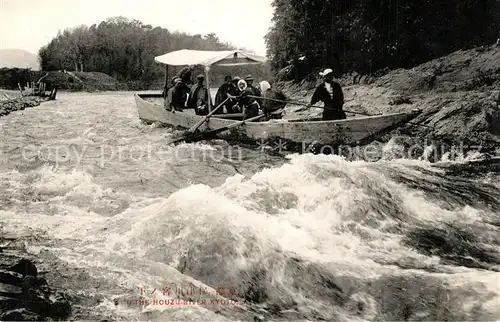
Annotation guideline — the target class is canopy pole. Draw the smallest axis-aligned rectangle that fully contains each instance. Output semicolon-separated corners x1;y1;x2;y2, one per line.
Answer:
205;66;211;113
165;65;169;85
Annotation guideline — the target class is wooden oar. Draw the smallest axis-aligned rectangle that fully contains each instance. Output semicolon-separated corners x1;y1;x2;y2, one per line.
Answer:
186;98;229;133
167;114;265;145
169;98;229;143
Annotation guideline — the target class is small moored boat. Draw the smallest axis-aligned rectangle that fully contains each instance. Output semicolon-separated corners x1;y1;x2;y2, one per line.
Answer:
134;49;421;152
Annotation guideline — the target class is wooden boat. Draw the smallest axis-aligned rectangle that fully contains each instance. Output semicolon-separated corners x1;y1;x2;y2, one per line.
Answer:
134;49;422;152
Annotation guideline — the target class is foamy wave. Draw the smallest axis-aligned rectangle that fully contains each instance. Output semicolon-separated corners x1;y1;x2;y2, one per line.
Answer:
1;151;499;320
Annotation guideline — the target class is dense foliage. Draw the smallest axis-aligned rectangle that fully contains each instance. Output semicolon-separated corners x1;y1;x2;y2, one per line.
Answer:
0;68;38;90
266;0;500;80
38;17;271;88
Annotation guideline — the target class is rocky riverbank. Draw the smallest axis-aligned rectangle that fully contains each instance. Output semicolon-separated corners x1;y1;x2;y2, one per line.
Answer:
0;94;44;118
0;235;71;320
279;43;500;160
0;91;74;320
0;69;145;92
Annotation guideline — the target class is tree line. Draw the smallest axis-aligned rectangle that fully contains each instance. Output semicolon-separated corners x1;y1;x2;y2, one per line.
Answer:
38;16;271;88
266;0;500;81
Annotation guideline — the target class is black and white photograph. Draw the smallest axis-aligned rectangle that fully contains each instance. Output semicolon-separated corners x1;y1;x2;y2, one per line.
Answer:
1;0;500;320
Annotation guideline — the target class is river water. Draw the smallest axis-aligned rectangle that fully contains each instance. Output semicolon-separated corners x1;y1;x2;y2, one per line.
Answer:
1;91;499;321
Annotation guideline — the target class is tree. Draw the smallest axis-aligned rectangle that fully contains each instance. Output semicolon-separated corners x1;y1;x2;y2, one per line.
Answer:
38;16;270;88
265;0;500;81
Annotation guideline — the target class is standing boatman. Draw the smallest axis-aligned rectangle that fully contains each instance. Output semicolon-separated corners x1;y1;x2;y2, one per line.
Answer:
308;68;346;120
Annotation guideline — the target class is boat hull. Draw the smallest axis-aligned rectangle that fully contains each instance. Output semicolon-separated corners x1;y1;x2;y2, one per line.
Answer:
135;93;422;150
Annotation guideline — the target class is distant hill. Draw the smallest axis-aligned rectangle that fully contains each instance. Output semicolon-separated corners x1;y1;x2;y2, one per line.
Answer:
0;49;40;70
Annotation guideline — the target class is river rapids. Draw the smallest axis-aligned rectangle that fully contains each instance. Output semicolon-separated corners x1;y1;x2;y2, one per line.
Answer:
0;92;499;321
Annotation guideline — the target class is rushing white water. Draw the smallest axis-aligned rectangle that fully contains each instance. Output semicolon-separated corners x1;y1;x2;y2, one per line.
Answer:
1;92;499;321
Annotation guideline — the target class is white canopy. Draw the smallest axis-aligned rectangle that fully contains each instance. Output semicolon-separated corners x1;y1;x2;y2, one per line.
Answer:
154;49;266;67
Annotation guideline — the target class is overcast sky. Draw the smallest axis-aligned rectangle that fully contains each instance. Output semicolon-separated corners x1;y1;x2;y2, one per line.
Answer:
0;0;274;56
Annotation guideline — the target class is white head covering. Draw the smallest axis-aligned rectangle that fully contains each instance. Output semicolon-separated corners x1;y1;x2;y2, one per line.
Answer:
259;80;271;92
319;68;333;77
237;79;247;91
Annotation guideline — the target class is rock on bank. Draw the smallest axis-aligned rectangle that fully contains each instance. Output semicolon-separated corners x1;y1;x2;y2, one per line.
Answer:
0;236;71;320
0;95;43;118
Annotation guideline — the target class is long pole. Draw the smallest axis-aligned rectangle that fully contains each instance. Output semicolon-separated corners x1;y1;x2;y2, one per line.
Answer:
186;98;229;134
247;94;433;128
247;94;378;116
248;95;380;112
165;65;168;85
205;66;211;113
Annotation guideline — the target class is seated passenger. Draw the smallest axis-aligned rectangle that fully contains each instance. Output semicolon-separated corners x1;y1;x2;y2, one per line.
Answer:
234;79;261;119
165;76;181;111
244;75;262;106
215;75;236;114
186;74;213;115
227;76;242;112
170;78;186;111
259;80;287;119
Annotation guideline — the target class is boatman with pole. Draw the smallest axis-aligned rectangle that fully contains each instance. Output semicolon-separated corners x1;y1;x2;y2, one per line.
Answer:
308;68;346;120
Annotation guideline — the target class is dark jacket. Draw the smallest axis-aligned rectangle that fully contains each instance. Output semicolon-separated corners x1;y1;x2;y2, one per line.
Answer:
186;83;212;109
247;84;262;105
227;83;242;113
239;88;258;106
171;82;187;110
215;83;237;113
262;88;287;114
311;81;344;111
